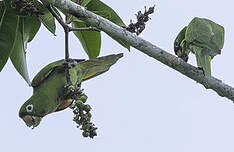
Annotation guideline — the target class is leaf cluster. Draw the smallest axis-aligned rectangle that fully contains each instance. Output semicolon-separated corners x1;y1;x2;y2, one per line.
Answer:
0;0;55;84
0;0;129;84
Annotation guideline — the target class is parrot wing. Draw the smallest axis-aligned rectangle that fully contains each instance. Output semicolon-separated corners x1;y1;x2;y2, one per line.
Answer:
186;17;213;50
186;17;224;57
71;53;123;86
31;59;64;87
55;53;123;112
31;59;85;88
205;18;225;51
81;53;123;81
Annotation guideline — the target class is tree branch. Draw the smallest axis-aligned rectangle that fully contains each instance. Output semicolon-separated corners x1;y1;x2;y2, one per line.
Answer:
69;27;100;32
41;0;234;102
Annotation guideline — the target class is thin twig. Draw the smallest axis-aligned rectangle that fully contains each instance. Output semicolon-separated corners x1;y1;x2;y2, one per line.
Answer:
64;28;69;60
47;5;72;85
42;0;234;102
47;5;100;33
47;5;68;30
47;5;70;60
69;27;100;32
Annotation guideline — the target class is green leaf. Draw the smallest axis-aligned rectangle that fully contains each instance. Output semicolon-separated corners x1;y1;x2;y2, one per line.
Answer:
0;6;19;71
23;16;41;43
0;2;5;23
81;0;130;50
81;0;92;6
10;18;31;84
72;21;101;59
82;0;125;26
35;0;56;35
9;16;40;84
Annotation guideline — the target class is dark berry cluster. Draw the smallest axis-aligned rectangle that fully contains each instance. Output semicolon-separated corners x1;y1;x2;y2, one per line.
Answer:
11;0;42;17
125;5;155;35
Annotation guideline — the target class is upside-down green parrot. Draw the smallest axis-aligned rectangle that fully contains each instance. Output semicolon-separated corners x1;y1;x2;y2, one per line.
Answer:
174;17;225;77
19;53;123;128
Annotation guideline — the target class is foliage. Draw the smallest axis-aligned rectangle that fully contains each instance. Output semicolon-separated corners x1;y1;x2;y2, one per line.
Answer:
0;0;127;83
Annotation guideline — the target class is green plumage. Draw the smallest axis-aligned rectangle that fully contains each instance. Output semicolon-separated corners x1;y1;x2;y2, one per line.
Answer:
174;17;225;77
174;26;188;62
19;53;123;128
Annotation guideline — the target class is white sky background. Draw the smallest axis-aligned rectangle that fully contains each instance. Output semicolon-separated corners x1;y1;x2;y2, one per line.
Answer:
1;0;234;151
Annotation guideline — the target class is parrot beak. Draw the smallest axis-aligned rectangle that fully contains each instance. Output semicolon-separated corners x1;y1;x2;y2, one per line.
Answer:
22;115;42;129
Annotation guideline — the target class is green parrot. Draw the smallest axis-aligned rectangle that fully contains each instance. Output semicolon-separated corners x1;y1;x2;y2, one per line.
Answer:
174;17;225;77
19;53;123;128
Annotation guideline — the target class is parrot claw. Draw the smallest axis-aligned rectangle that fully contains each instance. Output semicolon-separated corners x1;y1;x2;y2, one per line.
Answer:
180;54;189;62
63;84;83;100
62;59;73;69
62;59;83;69
62;59;83;86
197;67;205;76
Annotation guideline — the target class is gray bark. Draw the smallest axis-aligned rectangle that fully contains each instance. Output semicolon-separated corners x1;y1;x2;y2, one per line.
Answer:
42;0;234;102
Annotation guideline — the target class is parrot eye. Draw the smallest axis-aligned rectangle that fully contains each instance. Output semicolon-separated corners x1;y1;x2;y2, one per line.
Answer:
26;104;33;112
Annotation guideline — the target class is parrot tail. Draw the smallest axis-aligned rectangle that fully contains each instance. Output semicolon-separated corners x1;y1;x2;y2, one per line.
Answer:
195;48;211;77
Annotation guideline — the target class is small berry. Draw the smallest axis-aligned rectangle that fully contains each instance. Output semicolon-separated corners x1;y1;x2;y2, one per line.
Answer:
82;131;90;137
80;94;88;103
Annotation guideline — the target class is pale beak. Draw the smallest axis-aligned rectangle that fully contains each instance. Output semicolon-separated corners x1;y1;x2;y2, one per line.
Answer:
22;115;42;129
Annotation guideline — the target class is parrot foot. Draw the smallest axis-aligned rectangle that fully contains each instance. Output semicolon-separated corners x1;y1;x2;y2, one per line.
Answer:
62;60;74;86
62;59;76;69
62;58;85;69
197;67;205;76
179;54;189;62
62;59;85;86
63;84;83;100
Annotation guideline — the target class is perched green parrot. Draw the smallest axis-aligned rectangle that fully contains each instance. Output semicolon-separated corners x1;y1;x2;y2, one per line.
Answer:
174;17;225;77
19;53;123;128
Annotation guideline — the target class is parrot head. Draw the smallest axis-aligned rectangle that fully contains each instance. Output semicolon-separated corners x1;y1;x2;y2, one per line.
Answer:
19;103;42;129
19;92;56;128
174;26;189;62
